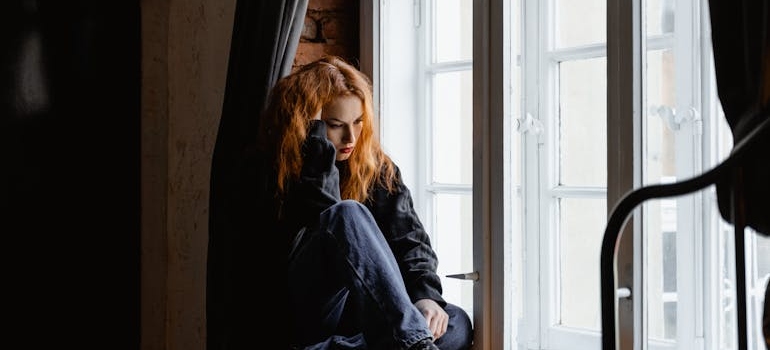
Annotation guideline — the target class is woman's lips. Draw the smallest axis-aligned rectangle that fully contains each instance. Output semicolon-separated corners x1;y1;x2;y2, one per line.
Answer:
340;147;353;154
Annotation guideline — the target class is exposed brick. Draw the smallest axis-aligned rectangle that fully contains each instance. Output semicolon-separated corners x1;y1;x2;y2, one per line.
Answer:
295;42;327;64
295;0;359;69
294;42;356;69
307;0;350;11
320;15;355;44
301;16;318;41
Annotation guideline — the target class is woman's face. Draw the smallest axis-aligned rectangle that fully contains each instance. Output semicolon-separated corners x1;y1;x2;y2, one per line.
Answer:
321;94;364;161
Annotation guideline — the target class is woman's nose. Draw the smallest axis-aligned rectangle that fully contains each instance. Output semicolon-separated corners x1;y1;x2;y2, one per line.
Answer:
343;126;355;142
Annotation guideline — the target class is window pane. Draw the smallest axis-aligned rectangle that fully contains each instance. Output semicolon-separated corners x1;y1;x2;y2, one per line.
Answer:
751;234;770;349
646;0;675;37
434;0;473;62
554;0;606;48
433;193;474;319
718;216;738;350
644;49;676;186
644;199;678;341
714;211;770;350
559;197;606;330
432;70;473;184
755;235;770;287
559;58;607;187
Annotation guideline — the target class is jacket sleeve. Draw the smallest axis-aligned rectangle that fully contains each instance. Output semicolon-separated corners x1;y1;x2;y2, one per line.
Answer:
367;166;446;306
284;120;341;231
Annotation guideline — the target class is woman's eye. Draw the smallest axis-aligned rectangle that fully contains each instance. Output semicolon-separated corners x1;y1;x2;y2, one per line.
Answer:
327;123;343;128
354;119;363;125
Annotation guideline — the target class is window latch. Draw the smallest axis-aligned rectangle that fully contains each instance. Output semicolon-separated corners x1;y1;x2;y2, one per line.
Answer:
515;113;543;135
650;105;701;132
446;271;480;281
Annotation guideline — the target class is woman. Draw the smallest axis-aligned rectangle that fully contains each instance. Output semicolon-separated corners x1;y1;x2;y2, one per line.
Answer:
260;56;473;350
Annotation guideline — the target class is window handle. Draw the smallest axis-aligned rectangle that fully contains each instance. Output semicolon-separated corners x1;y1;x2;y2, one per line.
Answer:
446;271;480;281
649;105;701;132
515;113;543;135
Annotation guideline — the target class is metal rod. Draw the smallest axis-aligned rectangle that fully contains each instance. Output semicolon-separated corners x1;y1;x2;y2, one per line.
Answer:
732;168;748;350
600;117;769;349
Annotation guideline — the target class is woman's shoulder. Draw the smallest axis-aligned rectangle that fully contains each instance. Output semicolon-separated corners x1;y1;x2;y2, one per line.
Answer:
371;158;408;196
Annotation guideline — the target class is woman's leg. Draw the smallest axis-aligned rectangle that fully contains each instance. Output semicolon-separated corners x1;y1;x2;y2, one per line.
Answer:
433;303;474;350
296;334;366;350
320;200;434;349
289;200;434;349
289;222;355;347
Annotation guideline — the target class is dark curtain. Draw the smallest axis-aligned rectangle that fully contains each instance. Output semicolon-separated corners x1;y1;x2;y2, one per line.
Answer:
207;1;308;348
708;1;770;347
1;1;140;348
709;0;770;236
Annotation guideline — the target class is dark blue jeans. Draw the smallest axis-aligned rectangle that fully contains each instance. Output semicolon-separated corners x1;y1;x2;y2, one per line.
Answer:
288;200;473;350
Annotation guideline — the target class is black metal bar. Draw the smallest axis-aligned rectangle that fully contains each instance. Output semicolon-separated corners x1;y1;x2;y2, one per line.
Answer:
732;168;748;350
600;117;770;349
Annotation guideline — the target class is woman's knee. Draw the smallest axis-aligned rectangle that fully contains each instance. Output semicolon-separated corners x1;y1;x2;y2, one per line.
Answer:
320;200;382;241
436;303;473;350
447;303;473;333
320;200;377;229
324;200;369;216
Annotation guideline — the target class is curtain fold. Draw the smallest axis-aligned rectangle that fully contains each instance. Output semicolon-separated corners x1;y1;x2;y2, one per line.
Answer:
708;4;769;346
709;0;770;236
207;1;308;348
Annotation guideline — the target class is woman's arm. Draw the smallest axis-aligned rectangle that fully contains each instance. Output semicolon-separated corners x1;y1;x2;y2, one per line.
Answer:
283;120;341;229
367;166;446;307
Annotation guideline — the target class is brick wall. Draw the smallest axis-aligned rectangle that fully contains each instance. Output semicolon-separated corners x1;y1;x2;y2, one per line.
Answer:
294;0;359;70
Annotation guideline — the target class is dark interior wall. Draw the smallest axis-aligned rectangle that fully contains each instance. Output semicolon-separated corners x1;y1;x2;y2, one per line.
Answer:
1;1;140;348
0;1;357;348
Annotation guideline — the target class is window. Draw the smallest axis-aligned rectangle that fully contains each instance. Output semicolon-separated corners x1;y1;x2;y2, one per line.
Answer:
514;0;608;347
373;0;475;321
365;0;768;348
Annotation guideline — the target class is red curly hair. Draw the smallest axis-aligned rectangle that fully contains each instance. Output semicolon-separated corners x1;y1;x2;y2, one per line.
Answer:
258;55;396;202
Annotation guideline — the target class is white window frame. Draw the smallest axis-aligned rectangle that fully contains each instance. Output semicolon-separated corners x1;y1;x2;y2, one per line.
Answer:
363;0;491;344
362;0;768;349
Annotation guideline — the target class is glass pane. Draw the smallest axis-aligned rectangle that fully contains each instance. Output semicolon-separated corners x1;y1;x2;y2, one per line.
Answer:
713;198;770;350
434;0;473;62
718;215;738;350
433;193;474;319
643;48;678;343
433;70;473;184
754;235;770;288
644;198;678;341
646;0;675;37
644;49;676;186
717;229;770;350
554;0;606;48
751;233;770;349
559;58;607;187
559;197;606;330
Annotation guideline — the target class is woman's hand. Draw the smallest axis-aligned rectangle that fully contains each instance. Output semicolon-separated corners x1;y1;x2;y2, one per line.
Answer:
414;299;449;340
312;108;322;121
